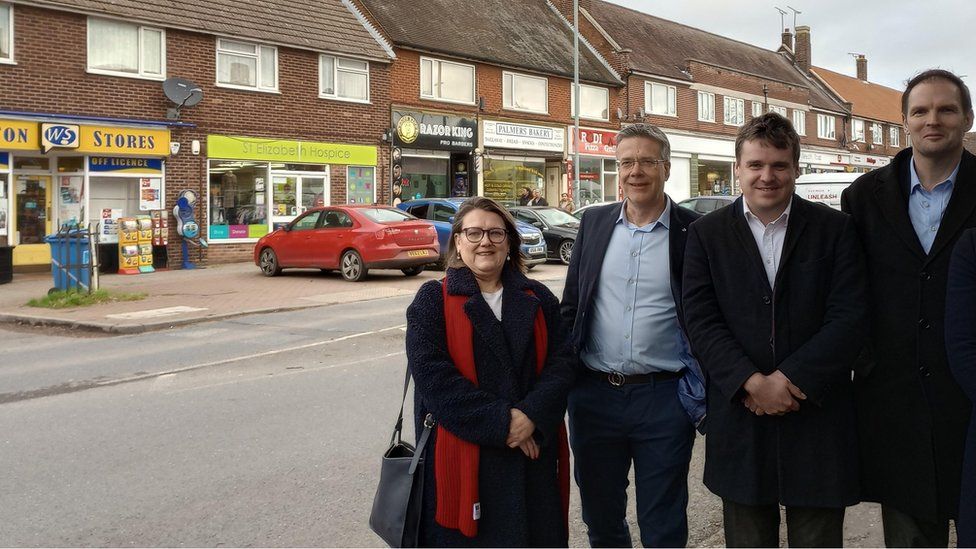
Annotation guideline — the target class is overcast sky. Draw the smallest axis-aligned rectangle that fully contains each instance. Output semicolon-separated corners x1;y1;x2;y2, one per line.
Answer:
605;0;973;92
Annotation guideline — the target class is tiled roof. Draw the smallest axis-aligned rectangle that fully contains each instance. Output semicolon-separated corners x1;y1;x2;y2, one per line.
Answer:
27;0;393;61
965;133;976;156
358;0;622;86
811;67;903;124
588;0;845;112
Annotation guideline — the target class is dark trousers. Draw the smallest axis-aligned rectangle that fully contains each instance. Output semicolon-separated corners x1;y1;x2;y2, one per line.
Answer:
721;499;844;548
881;505;950;547
568;375;695;548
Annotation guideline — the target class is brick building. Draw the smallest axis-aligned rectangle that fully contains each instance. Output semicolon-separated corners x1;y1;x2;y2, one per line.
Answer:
357;0;623;208
0;0;393;268
550;0;854;201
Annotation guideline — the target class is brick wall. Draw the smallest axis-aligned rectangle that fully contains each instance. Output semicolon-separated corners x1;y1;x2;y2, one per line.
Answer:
0;5;392;265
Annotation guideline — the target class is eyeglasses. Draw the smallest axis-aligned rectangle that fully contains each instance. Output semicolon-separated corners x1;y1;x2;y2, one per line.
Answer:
616;158;668;170
461;227;508;244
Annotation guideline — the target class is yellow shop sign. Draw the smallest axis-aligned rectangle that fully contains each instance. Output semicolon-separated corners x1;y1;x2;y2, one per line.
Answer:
78;126;170;155
208;135;377;165
0;119;40;150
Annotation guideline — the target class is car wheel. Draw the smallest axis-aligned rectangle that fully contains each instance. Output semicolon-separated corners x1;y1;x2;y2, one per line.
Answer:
401;265;424;277
259;248;282;277
558;239;574;265
340;250;367;282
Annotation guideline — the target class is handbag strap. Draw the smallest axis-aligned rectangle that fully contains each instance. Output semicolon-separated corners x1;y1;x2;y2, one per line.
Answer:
390;366;412;446
390;366;437;467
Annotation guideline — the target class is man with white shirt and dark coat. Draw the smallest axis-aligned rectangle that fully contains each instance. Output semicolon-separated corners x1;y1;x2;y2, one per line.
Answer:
842;69;976;547
682;113;867;547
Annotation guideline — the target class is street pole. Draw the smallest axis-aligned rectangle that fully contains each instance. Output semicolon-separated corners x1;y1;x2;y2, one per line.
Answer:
573;0;580;206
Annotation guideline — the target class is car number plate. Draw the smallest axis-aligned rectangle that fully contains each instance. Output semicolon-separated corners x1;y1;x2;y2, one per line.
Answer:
529;246;545;254
407;250;430;257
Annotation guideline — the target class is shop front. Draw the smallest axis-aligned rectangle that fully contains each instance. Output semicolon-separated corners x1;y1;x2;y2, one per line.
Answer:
799;149;852;174
663;132;736;201
206;135;377;243
482;119;565;205
850;153;891;173
390;108;476;205
567;127;619;205
0;117;170;267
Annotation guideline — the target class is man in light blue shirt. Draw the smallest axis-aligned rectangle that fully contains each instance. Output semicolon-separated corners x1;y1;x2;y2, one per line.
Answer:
909;160;960;254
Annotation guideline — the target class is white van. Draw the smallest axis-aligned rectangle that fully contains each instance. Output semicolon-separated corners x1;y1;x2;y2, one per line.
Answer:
795;172;861;210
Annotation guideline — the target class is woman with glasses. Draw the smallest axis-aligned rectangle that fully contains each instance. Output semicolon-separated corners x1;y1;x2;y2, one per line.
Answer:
405;196;574;546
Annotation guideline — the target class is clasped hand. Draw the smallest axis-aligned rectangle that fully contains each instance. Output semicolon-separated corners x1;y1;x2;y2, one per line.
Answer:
507;408;539;460
742;370;806;416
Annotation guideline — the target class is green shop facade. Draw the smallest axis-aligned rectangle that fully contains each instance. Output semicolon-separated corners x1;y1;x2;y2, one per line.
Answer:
206;135;378;244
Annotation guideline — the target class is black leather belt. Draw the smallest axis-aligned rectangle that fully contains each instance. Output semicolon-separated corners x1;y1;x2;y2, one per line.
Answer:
582;367;683;387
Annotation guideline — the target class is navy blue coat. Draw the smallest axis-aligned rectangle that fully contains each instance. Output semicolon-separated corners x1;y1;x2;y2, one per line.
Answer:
405;265;575;547
945;228;976;546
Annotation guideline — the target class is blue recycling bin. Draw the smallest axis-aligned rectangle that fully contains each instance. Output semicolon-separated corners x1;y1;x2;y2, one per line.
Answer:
44;231;92;292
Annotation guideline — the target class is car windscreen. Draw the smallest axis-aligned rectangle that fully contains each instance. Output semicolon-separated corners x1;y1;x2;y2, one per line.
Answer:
360;208;415;223
535;208;579;226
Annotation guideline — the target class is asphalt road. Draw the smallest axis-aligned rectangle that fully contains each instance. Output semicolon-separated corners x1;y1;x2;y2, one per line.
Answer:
0;279;891;547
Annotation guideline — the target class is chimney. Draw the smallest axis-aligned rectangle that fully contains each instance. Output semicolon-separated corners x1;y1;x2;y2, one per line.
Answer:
795;25;811;73
856;54;868;81
781;28;793;52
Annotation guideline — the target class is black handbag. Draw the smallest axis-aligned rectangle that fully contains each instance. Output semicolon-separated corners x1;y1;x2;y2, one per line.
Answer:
369;367;435;548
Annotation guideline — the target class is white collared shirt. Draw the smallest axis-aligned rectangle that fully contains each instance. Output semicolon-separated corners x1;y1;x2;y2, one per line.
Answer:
743;199;792;288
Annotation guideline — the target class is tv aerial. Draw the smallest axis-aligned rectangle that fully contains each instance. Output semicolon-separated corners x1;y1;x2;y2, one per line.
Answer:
163;77;203;120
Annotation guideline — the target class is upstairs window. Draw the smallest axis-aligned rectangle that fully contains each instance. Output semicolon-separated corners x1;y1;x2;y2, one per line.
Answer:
572;83;609;121
646;82;676;116
817;114;836;139
420;57;475;104
320;55;369;102
792;110;806;135
503;72;548;114
697;91;715;122
87;18;165;79
0;4;12;63
752;101;763;118
852;118;865;142
723;97;744;126
768;105;788;117
217;39;277;92
889;125;901;147
871;122;883;145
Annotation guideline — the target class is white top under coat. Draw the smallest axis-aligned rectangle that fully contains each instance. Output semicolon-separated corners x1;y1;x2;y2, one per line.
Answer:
482;287;503;321
743;199;792;288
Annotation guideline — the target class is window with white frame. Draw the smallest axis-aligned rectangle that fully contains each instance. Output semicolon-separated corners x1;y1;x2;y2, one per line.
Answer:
572;83;609;121
723;97;744;126
889;125;900;147
752;101;763;118
320;55;369;102
852;118;865;142
0;3;13;62
646;82;676;116
768;105;788;117
697;91;715;122
217;38;277;91
87;18;165;78
793;110;806;135
503;72;547;114
420;57;475;104
817;114;836;139
871;123;883;145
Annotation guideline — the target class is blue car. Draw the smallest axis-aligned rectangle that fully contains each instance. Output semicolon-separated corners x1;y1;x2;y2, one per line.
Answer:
398;198;547;269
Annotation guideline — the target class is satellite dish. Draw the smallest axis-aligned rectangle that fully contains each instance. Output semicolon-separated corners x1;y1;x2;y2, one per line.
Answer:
163;77;203;119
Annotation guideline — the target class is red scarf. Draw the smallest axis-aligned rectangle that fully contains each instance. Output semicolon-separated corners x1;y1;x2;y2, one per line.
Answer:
436;279;571;538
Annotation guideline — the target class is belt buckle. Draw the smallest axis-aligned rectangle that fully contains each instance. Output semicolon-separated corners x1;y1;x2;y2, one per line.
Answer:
608;371;625;386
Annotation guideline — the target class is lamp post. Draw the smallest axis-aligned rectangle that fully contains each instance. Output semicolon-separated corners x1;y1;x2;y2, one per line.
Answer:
573;0;580;206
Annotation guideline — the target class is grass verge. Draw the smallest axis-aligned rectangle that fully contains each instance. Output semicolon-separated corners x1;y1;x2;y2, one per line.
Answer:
27;289;147;309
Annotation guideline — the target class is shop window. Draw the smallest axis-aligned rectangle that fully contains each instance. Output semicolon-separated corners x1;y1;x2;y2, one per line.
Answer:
401;155;449;199
793;110;806;135
87;18;164;79
697;91;715;122
817;114;836;139
697;161;733;197
208;160;269;240
572;84;609;121
0;173;8;239
852;119;865;142
578;157;603;205
482;158;545;205
872;123;883;145
752;101;763;118
346;166;375;204
57;157;84;173
603;158;618;202
420;57;475;104
646;82;676;116
0;3;13;63
768;105;787;117
889;126;900;147
13;156;49;170
503;72;548;114
217;39;277;92
320;55;369;102
723;97;744;126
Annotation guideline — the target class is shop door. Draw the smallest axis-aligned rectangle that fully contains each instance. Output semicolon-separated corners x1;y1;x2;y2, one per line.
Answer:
13;175;52;265
545;166;560;205
271;174;329;228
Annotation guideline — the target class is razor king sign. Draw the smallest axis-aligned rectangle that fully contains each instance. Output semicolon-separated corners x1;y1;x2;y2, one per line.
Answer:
392;109;477;151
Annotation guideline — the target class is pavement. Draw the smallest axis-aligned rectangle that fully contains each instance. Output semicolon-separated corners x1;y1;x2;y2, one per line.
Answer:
0;262;570;334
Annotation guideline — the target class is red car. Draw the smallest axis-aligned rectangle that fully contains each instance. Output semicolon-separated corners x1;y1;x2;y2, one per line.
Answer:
254;205;439;281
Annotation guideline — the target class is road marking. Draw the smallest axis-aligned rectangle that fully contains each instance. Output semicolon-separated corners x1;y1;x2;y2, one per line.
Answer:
300;287;415;305
106;306;208;320
95;324;407;387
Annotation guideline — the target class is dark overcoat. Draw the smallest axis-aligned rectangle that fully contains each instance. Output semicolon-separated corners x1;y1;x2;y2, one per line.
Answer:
841;147;976;521
405;265;575;547
944;228;976;545
681;196;866;507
